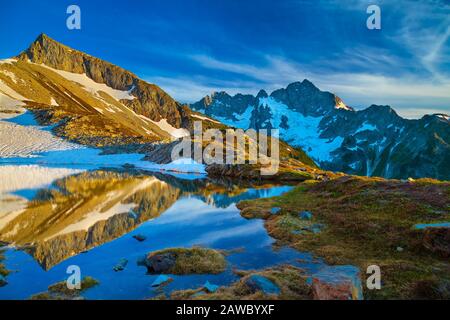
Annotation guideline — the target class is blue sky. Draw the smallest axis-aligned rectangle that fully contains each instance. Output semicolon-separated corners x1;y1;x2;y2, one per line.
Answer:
1;0;449;118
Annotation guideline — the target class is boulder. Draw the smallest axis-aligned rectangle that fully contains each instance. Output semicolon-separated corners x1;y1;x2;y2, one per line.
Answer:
311;265;363;300
423;227;450;258
133;234;147;242
144;252;176;274
142;248;227;275
113;258;128;272
151;275;172;287
245;274;280;296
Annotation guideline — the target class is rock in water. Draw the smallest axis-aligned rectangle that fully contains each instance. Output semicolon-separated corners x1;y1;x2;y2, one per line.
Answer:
113;258;128;272
151;275;172;287
142;248;226;275
423;227;450;258
245;275;280;295
311;265;363;300
133;234;147;242
203;281;219;293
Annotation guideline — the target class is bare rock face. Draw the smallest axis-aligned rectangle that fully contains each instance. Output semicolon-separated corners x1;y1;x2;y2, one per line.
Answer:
17;33;185;127
423;227;450;258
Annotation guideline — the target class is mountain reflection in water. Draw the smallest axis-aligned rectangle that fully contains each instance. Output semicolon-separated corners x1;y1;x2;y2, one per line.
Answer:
0;165;320;300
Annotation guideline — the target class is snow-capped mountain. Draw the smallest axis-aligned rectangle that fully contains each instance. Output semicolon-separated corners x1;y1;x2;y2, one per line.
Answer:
0;34;320;179
0;34;196;147
191;80;450;180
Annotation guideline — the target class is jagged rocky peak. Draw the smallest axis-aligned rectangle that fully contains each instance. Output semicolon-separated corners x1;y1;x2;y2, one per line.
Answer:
270;79;341;116
18;33;136;90
290;79;319;91
256;89;268;99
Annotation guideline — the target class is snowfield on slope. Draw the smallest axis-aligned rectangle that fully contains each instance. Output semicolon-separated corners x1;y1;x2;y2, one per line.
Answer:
259;97;343;162
0;117;82;158
0;112;205;175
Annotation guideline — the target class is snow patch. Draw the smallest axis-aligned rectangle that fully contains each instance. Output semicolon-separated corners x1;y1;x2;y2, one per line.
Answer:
211;105;253;129
355;121;377;134
0;93;25;116
0;79;27;101
0;117;82;158
191;114;221;124
0;70;18;83
50;97;58;106
153;119;190;139
0;59;16;65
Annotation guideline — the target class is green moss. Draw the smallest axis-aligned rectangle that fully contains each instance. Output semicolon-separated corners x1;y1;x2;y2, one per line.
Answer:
29;276;99;300
237;176;450;299
147;247;227;275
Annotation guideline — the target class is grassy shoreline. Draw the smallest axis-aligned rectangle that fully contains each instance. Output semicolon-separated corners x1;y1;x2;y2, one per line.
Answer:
237;176;450;299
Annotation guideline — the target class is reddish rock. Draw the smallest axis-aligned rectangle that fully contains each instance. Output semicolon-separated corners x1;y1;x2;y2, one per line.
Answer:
312;278;355;300
311;265;363;300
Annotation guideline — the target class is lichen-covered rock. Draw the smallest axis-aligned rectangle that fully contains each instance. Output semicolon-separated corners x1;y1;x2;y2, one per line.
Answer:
142;247;226;275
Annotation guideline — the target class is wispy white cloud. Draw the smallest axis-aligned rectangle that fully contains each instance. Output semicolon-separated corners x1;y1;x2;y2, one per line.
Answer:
144;0;450;118
150;53;450;118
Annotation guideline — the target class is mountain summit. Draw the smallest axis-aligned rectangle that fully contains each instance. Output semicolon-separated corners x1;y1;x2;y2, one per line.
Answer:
0;33;201;146
17;33;187;128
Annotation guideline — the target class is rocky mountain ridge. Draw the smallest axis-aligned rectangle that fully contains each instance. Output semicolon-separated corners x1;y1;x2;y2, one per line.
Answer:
191;81;449;180
17;33;188;128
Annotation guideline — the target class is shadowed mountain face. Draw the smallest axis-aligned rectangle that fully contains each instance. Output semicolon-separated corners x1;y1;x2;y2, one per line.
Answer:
191;82;450;180
0;169;285;270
